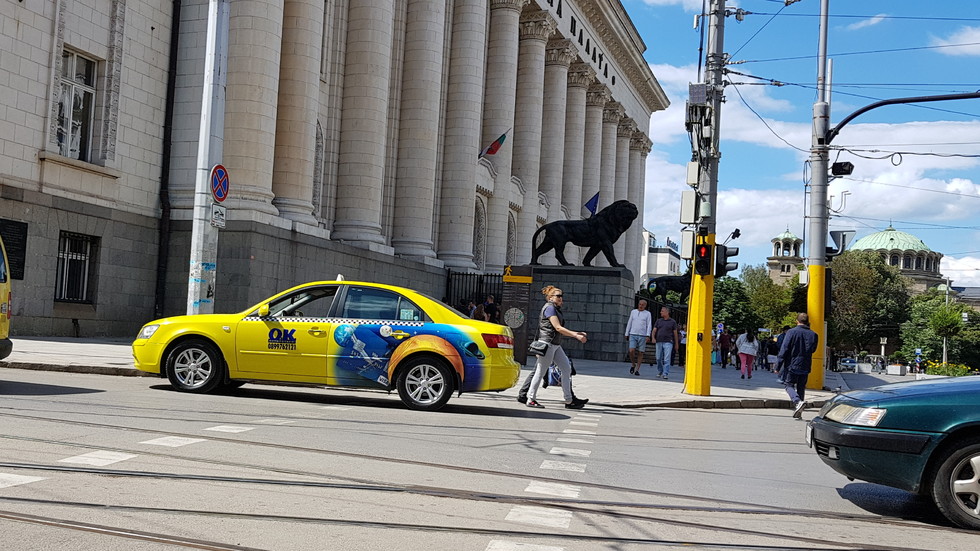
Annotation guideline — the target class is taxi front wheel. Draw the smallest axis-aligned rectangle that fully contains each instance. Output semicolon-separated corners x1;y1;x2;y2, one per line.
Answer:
166;339;225;394
396;356;453;411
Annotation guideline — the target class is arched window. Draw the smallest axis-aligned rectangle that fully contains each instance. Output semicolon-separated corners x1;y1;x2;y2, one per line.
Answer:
890;255;899;266
903;256;911;269
915;257;923;270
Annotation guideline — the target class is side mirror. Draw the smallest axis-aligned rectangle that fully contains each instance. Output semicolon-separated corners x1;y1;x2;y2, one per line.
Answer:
258;304;270;317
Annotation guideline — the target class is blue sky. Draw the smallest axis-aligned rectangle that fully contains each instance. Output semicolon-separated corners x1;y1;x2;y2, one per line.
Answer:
622;0;980;286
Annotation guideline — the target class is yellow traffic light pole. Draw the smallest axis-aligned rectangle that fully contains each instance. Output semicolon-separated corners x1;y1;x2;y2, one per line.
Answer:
685;234;715;396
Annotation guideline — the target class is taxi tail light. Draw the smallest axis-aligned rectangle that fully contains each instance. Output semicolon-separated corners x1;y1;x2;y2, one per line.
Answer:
482;334;513;349
5;291;9;319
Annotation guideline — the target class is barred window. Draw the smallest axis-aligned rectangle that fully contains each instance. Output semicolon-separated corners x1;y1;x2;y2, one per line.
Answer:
55;232;99;303
58;50;97;161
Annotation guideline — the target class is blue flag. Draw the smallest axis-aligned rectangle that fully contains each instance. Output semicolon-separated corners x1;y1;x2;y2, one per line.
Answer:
584;192;600;216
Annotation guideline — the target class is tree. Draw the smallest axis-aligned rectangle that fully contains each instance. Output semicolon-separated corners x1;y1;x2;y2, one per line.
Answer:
828;250;909;352
740;264;790;330
898;290;946;364
713;276;761;333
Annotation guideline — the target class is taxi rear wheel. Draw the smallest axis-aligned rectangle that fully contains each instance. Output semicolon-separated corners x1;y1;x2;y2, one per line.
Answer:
396;356;453;411
166;339;225;394
931;437;980;530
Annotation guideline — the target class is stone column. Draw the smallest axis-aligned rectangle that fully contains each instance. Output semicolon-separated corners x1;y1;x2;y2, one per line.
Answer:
222;0;283;215
271;0;324;226
332;1;395;249
481;0;527;271
512;10;556;263
391;0;447;259
538;39;575;223
560;63;593;264
627;132;653;280
581;84;609;217
600;101;623;211
613;117;635;264
438;0;488;270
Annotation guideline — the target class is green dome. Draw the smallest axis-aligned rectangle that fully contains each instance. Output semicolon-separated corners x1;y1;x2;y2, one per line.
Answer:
850;227;932;252
772;228;800;241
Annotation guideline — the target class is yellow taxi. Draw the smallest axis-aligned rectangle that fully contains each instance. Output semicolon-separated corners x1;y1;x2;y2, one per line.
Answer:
133;281;520;410
0;235;10;360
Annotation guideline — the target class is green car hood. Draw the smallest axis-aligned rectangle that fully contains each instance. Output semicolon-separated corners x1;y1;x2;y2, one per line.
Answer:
831;377;980;433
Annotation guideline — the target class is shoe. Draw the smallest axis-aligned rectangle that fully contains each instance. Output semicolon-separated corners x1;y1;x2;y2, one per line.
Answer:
527;400;544;408
661;374;668;380
629;366;636;375
517;395;527;404
565;399;586;409
748;375;752;379
572;396;589;405
740;374;744;379
792;401;807;419
634;370;640;376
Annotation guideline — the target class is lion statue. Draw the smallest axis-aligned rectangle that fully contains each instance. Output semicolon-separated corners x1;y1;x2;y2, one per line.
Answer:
648;268;692;303
529;200;638;267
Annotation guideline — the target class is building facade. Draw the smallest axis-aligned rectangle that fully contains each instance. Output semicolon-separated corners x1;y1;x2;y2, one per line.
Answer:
1;0;667;336
766;229;804;283
849;226;944;293
639;229;681;289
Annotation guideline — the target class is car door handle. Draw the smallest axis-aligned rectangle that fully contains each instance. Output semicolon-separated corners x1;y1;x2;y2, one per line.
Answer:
390;330;410;339
308;328;325;335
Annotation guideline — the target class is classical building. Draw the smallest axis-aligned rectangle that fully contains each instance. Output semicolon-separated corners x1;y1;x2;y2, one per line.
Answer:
849;226;944;293
766;229;804;283
1;0;667;336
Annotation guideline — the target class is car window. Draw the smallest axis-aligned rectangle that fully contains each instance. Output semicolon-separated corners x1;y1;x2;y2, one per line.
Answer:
266;285;338;318
342;286;425;322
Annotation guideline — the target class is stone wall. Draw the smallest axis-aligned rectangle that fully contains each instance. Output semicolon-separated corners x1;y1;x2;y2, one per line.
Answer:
527;266;634;362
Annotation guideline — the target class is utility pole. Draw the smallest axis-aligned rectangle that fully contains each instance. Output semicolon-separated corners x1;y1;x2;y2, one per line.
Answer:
685;0;726;396
187;0;229;315
805;0;831;390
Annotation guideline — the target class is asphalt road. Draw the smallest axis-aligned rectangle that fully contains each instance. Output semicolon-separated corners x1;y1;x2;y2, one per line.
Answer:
0;369;975;551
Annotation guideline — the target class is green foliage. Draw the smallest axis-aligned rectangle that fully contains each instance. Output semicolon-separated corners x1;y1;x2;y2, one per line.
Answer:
930;303;964;340
713;276;762;333
829;251;909;351
898;290;945;363
740;264;790;331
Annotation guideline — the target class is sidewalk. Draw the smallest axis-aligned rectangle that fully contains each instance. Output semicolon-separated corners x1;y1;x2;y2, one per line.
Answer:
0;337;908;409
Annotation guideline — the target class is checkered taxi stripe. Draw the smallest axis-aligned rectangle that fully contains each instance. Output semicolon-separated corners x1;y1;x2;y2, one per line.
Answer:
243;316;425;326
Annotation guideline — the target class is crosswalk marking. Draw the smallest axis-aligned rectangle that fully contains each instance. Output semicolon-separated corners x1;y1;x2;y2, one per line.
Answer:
549;447;591;457
556;437;593;444
139;436;206;447
504;505;573;529
540;460;586;472
0;473;46;488
255;419;296;425
320;406;350;410
524;480;581;498
562;428;595;435
203;425;254;433
575;413;601;418
568;421;598;426
59;451;137;467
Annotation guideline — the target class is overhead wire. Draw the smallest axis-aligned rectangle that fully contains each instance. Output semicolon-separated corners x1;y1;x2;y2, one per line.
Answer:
730;3;787;59
835;176;980;199
733;41;980;65
726;82;810;153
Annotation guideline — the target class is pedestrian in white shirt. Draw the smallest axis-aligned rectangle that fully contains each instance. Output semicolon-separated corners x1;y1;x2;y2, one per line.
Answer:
735;329;760;379
625;299;653;376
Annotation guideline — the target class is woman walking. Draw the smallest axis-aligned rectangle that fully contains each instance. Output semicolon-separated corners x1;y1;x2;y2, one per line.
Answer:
526;285;589;409
735;329;759;379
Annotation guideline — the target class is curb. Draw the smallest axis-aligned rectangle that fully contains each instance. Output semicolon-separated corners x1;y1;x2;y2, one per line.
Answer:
0;362;153;378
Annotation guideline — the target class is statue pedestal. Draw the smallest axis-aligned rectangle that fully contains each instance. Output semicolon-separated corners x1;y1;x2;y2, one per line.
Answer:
527;266;634;362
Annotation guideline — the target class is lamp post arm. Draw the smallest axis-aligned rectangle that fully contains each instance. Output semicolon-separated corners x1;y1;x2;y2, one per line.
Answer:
826;92;980;145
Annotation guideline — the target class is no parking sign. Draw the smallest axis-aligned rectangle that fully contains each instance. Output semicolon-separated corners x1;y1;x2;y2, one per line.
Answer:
210;164;230;202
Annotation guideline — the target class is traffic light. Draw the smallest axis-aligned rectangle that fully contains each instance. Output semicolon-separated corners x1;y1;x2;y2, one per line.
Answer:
694;243;713;275
714;245;739;278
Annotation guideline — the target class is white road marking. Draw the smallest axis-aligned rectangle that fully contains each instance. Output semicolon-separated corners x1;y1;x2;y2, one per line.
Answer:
540;460;586;473
556;437;593;444
524;480;581;498
320;406;350;410
203;425;254;433
0;473;46;488
562;429;595;435
549;447;592;457
139;436;206;448
504;505;573;529
59;451;137;467
576;413;601;418
486;541;564;551
569;421;597;426
255;419;296;425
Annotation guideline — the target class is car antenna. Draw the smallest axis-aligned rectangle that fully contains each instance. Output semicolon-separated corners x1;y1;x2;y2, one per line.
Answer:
336;274;344;281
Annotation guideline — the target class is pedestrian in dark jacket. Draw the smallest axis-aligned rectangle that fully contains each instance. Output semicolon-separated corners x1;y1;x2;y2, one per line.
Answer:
777;313;819;419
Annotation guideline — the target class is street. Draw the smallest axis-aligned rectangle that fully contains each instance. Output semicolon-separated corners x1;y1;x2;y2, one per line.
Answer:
1;368;976;550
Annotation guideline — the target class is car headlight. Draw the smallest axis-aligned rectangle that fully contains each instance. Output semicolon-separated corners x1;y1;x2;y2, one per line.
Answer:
137;324;160;339
824;403;886;427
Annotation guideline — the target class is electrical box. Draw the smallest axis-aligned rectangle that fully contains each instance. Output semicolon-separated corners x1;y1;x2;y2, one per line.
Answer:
679;190;698;224
686;162;700;187
680;230;695;260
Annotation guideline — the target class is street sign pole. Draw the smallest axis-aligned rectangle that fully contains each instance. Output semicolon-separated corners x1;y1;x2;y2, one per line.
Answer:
187;0;229;315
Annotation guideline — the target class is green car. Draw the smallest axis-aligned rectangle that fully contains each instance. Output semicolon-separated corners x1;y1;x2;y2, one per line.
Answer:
807;376;980;530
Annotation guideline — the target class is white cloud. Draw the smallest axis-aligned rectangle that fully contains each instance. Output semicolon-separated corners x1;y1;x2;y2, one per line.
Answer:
930;26;980;56
844;14;887;31
640;0;705;12
943;256;980;287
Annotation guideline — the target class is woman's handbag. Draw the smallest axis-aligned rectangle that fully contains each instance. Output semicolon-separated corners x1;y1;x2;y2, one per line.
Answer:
528;339;549;356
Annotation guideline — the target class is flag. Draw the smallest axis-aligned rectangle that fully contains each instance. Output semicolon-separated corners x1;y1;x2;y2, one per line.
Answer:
584;192;600;216
479;129;509;159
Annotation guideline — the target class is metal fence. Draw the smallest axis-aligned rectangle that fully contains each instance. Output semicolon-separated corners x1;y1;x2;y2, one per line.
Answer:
445;271;503;316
